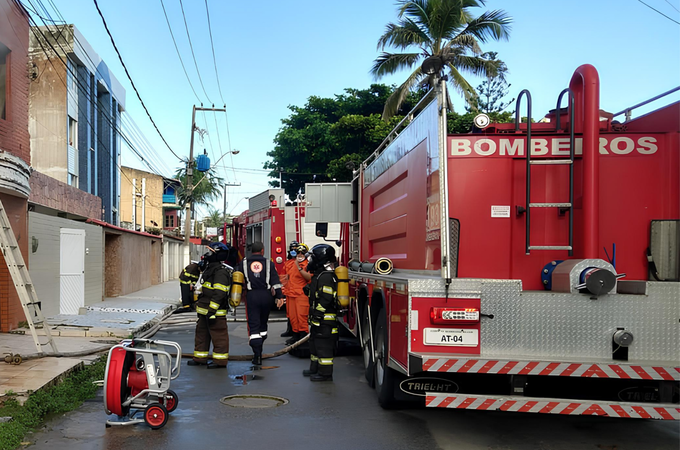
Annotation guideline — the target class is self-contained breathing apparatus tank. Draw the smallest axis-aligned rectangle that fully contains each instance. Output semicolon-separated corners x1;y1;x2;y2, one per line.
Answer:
230;271;244;308
334;266;350;308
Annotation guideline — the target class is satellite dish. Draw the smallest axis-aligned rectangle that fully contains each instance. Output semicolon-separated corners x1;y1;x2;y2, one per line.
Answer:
473;113;491;129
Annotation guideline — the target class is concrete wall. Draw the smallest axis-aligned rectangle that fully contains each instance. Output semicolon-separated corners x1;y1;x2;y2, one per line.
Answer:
162;237;184;282
28;36;68;183
120;167;163;231
0;1;31;332
104;230;161;297
28;212;103;316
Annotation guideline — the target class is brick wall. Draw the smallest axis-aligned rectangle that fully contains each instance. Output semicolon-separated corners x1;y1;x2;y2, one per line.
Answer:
0;0;30;163
0;1;30;332
29;170;102;219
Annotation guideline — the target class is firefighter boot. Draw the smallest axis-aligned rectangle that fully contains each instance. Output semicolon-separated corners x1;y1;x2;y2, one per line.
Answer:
206;361;227;369
302;360;318;377
285;332;301;346
310;373;333;382
280;319;293;337
187;360;206;366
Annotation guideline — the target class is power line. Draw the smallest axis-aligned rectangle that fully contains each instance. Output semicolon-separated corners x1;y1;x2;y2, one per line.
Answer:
92;0;184;160
26;0;172;177
158;0;201;103
178;0;212;104
663;0;680;13
635;0;680;24
204;0;225;105
27;21;159;208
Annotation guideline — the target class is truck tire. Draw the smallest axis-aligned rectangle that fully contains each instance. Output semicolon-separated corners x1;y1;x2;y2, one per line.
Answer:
374;308;398;409
361;302;375;387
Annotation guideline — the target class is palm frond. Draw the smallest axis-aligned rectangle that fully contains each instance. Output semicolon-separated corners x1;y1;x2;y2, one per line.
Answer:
449;54;502;78
458;9;512;43
445;34;482;55
446;63;477;105
382;66;424;120
371;52;422;78
377;19;430;50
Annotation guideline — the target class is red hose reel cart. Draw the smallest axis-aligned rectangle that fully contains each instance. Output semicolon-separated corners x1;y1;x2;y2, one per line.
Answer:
103;339;181;429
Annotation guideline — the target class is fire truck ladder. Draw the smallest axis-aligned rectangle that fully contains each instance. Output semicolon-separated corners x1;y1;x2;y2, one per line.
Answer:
517;89;575;256
0;199;58;354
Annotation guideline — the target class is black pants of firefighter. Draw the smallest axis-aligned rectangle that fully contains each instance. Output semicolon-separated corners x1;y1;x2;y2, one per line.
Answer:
245;291;272;357
193;315;229;366
308;322;338;376
180;283;193;308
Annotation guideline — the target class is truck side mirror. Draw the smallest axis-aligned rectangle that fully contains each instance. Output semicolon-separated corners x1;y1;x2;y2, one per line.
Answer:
315;223;328;238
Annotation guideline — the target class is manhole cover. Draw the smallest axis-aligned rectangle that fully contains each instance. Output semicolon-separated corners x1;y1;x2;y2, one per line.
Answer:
220;395;289;408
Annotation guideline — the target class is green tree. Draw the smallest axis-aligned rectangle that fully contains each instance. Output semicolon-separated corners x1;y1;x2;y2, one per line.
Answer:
467;52;514;113
371;0;512;120
264;84;421;197
203;209;226;228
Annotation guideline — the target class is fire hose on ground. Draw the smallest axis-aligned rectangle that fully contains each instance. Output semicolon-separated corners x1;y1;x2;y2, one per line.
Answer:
8;308;303;363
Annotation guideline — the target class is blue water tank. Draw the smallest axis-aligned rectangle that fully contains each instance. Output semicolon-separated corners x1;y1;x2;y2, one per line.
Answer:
196;154;210;172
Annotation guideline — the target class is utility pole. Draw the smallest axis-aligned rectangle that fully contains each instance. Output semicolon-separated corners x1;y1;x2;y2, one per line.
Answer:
184;105;227;264
223;182;241;220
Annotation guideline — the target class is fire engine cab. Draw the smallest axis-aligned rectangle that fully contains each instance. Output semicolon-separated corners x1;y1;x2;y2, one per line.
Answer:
336;65;679;418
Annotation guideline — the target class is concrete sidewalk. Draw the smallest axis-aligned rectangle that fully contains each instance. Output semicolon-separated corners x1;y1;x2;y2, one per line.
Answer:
0;281;182;402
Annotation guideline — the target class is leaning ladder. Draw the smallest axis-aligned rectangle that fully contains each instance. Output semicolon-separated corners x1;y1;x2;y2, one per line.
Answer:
517;89;575;256
0;199;58;354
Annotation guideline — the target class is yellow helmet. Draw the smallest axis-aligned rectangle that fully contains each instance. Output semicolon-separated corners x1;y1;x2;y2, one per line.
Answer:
296;243;309;254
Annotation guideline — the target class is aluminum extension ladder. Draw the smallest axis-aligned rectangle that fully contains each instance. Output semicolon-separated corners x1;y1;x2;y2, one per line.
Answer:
516;88;575;256
0;199;58;354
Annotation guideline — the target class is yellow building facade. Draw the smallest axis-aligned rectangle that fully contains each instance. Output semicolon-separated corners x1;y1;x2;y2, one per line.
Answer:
120;167;164;232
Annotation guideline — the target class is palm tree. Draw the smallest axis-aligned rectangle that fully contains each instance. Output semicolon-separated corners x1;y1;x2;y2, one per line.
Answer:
371;0;512;120
174;159;224;210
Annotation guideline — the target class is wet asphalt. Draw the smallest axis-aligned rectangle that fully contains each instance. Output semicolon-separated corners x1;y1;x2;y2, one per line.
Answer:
24;310;680;450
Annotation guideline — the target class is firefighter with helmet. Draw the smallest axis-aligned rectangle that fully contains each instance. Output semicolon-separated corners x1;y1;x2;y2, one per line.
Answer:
280;243;311;345
281;240;300;338
188;242;232;369
303;244;339;381
176;259;203;313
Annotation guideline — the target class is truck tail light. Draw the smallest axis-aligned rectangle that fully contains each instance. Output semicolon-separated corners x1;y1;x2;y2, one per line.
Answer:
275;247;282;254
275;236;282;243
430;307;480;324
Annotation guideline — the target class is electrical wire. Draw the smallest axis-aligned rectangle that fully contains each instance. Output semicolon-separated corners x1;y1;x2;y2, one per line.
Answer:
177;0;212;104
635;0;680;24
663;0;680;13
159;0;201;103
26;0;172;177
204;0;225;105
92;0;184;160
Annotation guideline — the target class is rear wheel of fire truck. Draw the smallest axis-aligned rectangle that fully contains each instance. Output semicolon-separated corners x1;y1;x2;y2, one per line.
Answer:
361;302;375;387
144;403;169;429
374;308;398;409
162;389;179;413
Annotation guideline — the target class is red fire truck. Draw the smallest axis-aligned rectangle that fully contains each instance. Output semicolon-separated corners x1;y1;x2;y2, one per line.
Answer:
339;64;679;419
226;189;309;275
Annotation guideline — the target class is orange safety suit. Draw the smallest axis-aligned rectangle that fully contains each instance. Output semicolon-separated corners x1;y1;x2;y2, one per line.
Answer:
283;258;310;334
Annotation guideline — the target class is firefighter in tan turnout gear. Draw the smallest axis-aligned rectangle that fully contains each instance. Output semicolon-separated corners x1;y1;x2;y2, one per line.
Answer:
188;242;232;369
303;244;339;381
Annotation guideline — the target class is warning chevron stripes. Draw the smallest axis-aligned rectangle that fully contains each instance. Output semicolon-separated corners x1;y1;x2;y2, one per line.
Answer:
421;358;679;381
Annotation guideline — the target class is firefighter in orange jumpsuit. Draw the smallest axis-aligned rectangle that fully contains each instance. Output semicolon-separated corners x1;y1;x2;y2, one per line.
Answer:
279;243;311;345
188;242;232;369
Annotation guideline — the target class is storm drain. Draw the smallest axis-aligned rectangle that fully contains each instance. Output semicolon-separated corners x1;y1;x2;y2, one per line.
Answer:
220;394;289;408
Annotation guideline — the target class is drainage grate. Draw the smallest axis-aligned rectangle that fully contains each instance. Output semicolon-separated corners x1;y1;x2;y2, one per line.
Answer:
220;394;289;408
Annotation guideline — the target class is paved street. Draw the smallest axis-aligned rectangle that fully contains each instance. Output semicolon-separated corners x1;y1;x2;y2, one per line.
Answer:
23;314;680;450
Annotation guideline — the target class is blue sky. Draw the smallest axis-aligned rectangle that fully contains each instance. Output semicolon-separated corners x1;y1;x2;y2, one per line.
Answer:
39;0;680;217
